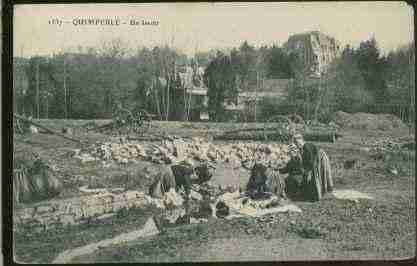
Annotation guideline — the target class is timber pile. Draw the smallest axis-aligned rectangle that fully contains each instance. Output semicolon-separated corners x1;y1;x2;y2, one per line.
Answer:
215;130;339;143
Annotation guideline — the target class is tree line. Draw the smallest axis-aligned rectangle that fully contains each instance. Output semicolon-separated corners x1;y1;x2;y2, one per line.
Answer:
13;37;414;123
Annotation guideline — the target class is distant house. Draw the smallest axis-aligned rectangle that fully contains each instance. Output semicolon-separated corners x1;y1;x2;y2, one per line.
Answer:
284;31;341;77
222;78;293;121
177;65;209;121
237;78;292;105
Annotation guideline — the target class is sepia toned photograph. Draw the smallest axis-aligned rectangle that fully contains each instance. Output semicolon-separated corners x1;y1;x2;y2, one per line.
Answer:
12;2;415;263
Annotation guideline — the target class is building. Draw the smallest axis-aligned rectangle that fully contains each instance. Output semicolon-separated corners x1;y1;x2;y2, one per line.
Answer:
177;65;209;121
284;31;342;77
222;78;293;121
237;78;292;105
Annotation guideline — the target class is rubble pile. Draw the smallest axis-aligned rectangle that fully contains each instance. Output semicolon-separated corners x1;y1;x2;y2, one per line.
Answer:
79;138;292;169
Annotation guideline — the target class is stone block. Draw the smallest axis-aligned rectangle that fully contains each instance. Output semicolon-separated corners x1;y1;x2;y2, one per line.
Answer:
36;205;53;214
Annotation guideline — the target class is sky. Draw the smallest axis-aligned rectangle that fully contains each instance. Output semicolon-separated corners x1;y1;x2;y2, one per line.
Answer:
14;2;414;58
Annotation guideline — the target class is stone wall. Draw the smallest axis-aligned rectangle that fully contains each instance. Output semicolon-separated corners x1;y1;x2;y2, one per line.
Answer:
14;190;149;232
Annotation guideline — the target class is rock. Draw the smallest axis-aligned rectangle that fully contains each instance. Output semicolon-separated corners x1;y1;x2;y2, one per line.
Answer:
29;125;39;134
75;153;97;163
163;188;184;208
95;213;116;220
62;127;73;135
162;207;187;224
389;167;398;175
190;217;208;224
332;189;373;201
215;201;230;218
190;190;203;201
247;195;281;209
79;186;109;194
36;205;53;214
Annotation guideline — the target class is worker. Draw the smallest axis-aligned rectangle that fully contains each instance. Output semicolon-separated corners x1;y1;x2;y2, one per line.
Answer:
279;143;303;199
280;133;334;201
246;163;286;199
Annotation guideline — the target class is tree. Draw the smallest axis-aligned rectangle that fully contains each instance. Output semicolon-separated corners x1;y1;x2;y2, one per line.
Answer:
324;47;369;115
234;41;257;92
204;52;237;121
354;37;388;107
384;44;415;122
266;45;294;79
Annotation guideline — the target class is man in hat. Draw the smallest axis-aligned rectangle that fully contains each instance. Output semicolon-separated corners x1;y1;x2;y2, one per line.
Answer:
280;133;334;201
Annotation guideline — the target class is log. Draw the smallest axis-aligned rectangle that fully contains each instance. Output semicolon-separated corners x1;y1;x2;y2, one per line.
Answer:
13;114;83;144
127;136;163;142
224;125;295;135
214;130;338;143
86;121;114;132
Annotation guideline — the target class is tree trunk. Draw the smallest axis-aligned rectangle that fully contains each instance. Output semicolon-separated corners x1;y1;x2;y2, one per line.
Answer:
63;57;67;119
166;72;171;121
36;60;40;119
153;79;162;120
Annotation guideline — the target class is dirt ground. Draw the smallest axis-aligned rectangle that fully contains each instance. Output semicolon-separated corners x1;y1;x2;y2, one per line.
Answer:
13;120;415;262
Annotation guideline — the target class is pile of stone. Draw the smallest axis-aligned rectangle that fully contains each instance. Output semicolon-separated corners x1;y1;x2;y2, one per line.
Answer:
14;188;190;232
78;138;292;169
14;190;149;232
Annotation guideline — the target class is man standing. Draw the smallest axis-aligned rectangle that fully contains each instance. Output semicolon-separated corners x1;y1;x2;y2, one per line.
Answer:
282;133;334;201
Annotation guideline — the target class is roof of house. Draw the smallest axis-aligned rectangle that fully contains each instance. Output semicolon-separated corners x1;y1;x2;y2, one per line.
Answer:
178;66;207;93
239;78;292;99
187;88;207;96
224;103;245;111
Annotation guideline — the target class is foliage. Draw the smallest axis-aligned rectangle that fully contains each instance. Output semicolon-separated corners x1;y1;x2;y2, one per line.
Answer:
14;41;186;120
203;52;237;121
265;45;294;79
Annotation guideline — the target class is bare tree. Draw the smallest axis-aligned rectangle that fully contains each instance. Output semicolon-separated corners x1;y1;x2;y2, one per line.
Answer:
99;38;129;115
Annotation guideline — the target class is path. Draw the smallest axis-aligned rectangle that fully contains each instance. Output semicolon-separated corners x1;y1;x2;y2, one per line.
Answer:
52;217;159;264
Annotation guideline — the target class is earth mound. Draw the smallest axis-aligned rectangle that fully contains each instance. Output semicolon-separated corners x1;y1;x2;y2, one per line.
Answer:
332;111;408;131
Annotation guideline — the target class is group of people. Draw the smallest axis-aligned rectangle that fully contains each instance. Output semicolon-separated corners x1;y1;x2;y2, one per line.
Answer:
150;132;334;203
